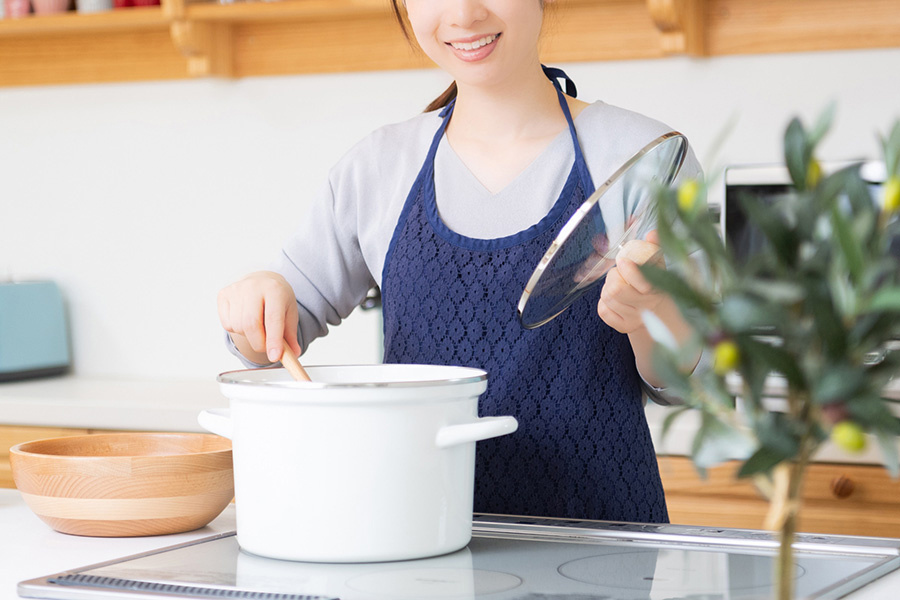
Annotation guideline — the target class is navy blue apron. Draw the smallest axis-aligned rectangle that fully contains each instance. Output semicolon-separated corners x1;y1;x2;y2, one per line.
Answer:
381;68;668;522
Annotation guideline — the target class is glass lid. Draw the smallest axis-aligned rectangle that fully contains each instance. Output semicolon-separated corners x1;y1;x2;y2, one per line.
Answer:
517;132;688;329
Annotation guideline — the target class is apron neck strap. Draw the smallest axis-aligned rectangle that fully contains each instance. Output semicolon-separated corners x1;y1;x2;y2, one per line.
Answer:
542;65;594;196
542;65;578;98
434;66;594;194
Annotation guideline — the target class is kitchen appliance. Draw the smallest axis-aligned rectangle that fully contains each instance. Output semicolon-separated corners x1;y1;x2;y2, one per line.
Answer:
0;280;71;381
723;159;897;346
206;364;517;563
723;159;890;268
517;131;688;329
18;515;900;600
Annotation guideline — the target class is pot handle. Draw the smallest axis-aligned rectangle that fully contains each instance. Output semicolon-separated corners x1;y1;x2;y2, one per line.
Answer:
435;416;518;449
198;408;233;440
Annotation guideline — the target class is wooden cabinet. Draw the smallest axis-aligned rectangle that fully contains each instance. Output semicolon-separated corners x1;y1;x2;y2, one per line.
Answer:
1;0;899;88
5;425;899;539
659;455;900;539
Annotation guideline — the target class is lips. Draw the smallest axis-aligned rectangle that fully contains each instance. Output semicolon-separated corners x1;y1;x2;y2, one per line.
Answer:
445;33;501;62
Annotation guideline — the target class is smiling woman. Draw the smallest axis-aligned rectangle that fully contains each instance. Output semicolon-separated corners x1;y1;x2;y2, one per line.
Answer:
390;0;547;111
218;0;705;524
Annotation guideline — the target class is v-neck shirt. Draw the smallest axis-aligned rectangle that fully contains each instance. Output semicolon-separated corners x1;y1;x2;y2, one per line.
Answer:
434;117;575;239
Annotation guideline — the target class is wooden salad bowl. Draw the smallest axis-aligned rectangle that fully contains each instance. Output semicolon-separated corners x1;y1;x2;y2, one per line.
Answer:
10;432;233;537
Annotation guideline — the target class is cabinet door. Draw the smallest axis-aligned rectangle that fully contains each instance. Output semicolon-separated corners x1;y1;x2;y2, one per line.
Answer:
659;455;900;538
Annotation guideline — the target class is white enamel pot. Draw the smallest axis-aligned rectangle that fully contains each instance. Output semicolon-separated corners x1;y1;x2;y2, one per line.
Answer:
203;364;517;563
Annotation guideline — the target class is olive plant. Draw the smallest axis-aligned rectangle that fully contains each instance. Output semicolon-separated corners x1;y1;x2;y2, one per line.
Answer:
641;112;900;600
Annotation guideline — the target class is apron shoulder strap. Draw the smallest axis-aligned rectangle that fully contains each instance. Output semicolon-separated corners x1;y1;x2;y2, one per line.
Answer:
541;65;578;98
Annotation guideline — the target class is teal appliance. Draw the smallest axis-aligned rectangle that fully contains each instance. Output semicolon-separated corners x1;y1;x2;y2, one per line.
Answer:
0;281;71;381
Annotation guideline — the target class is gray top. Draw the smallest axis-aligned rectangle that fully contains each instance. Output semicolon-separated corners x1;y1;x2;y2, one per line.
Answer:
231;101;710;404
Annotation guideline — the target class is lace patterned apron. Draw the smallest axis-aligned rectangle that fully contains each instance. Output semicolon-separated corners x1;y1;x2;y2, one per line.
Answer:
381;68;668;522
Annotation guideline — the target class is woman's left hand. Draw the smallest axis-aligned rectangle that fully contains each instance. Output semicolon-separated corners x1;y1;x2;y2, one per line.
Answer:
596;231;666;334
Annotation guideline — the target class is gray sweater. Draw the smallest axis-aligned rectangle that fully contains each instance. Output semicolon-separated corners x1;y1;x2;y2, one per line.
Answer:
234;101;708;403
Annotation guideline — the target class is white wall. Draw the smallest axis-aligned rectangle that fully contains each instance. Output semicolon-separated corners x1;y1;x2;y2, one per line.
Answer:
2;48;898;381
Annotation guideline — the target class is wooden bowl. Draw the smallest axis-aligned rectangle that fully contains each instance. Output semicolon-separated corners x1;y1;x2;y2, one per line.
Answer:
10;432;233;537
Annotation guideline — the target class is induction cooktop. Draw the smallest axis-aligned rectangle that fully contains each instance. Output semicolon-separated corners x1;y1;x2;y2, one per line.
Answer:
18;515;900;600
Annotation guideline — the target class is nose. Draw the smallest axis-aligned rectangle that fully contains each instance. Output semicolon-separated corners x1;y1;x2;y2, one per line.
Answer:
446;0;489;29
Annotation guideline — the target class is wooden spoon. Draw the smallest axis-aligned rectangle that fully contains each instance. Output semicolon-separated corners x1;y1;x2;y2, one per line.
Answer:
280;339;311;382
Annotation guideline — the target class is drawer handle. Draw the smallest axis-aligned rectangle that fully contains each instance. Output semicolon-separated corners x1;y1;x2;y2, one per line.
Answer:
831;475;856;499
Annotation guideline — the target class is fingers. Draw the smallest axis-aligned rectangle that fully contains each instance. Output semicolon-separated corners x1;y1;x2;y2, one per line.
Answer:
596;297;628;333
615;255;654;295
597;268;639;333
596;266;662;333
264;296;301;363
217;271;299;364
615;237;664;294
217;285;266;354
264;302;286;363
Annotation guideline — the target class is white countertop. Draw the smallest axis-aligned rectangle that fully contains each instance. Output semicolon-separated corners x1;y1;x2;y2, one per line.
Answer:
0;488;236;599
1;375;896;467
2;488;899;599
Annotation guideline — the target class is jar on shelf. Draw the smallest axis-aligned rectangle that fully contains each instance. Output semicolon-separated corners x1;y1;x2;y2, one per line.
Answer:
76;0;111;12
32;0;70;14
5;0;32;18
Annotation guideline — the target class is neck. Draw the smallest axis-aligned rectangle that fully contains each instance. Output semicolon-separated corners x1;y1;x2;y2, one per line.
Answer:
447;65;565;144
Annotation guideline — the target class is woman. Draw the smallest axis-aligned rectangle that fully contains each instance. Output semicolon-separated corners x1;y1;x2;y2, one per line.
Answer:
218;0;702;522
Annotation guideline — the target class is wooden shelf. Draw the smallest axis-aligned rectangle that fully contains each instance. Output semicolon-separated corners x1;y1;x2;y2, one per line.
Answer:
0;7;167;36
1;0;898;87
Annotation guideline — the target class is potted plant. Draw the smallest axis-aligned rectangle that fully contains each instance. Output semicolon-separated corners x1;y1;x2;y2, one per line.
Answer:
641;112;900;600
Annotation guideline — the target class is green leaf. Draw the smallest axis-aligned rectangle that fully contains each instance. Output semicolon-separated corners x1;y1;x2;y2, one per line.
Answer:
866;287;900;313
784;117;809;190
743;279;805;305
829;204;865;283
829;270;858;321
692;415;756;468
756;412;802;458
741;337;806;392
809;102;836;147
719;294;780;333
875;427;900;479
661;406;691;442
642;310;679;351
737;446;786;478
639;265;713;314
849;395;900;433
849;314;894;350
804;278;847;359
739;194;798;268
650;345;694;397
813;365;866;405
882;121;900;176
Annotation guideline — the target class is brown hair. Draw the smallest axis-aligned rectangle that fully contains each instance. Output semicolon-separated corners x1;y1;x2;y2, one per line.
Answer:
390;1;457;112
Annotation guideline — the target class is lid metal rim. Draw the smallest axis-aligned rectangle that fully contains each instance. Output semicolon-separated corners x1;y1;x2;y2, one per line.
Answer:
216;365;488;389
517;131;686;327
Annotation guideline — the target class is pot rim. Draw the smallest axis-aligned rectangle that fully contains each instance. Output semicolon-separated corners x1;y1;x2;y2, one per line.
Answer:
216;364;488;389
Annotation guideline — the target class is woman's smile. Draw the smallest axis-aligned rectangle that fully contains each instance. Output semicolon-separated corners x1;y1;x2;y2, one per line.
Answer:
446;33;501;62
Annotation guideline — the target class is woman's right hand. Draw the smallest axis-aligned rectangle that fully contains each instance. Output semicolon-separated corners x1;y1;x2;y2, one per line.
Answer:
217;271;301;364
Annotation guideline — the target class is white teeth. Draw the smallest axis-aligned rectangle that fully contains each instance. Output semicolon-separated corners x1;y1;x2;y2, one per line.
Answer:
450;34;498;51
